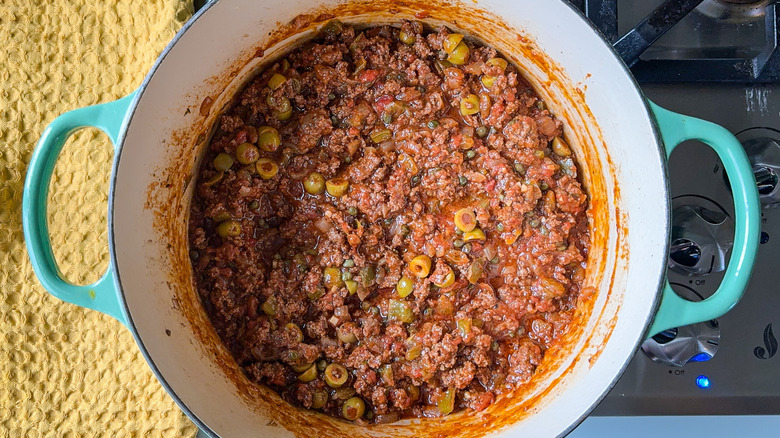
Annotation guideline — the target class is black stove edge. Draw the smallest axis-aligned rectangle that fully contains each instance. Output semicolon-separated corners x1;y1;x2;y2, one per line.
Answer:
593;395;780;416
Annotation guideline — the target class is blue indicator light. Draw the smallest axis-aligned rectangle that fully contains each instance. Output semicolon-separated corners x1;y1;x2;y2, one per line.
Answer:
689;353;712;363
696;375;711;389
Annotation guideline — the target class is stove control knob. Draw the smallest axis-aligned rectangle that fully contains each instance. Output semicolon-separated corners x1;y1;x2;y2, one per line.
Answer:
668;205;734;275
743;137;780;205
641;320;720;367
641;283;721;366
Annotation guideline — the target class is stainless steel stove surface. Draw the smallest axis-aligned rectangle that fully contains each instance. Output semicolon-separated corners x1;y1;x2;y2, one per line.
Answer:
566;0;780;418
594;84;780;415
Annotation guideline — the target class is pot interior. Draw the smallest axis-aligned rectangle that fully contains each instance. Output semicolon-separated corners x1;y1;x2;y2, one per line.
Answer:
111;0;669;436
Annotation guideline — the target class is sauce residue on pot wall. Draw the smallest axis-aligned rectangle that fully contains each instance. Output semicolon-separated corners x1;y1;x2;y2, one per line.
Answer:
146;1;627;436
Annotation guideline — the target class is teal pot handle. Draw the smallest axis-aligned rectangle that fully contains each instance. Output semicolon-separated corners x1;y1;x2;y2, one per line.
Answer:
22;91;137;326
647;101;760;337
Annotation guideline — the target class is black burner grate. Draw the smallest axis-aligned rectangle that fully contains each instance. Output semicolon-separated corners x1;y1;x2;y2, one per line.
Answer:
568;0;780;83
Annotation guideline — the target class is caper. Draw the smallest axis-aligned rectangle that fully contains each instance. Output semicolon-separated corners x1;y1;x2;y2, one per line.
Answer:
317;359;327;371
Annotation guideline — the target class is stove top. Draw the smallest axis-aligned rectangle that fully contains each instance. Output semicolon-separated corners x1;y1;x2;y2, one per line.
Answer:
594;84;780;415
566;0;780;416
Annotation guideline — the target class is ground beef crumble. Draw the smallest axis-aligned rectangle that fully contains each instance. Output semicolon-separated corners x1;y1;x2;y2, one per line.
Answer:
189;20;590;424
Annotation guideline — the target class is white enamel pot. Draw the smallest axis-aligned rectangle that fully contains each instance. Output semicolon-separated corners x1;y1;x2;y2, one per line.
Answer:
23;0;761;436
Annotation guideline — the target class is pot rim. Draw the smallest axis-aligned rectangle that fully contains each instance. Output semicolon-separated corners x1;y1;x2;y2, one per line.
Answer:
108;0;671;436
108;1;220;435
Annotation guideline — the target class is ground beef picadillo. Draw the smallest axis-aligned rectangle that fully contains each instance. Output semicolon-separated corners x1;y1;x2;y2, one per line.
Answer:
188;20;590;424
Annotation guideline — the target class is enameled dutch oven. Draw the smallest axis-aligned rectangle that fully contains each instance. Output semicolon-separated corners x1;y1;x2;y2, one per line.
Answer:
23;0;761;436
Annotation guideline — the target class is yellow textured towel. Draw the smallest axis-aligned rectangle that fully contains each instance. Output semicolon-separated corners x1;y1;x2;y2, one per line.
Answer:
1;1;198;435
